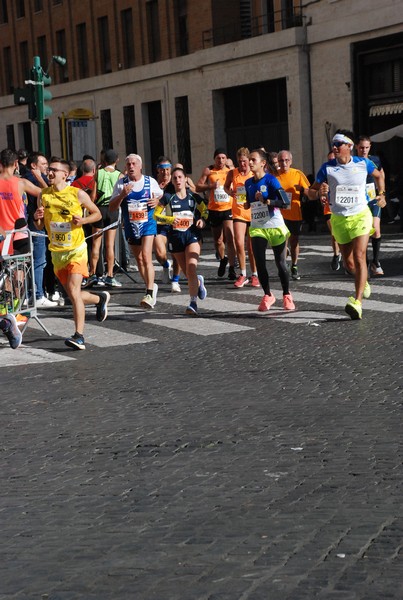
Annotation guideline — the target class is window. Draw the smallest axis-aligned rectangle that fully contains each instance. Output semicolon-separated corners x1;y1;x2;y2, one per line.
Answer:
146;0;161;63
16;0;25;19
20;41;30;80
121;8;135;68
3;47;13;94
101;109;113;150
6;125;15;150
98;16;111;74
76;23;89;78
175;96;192;173
34;0;43;12
0;0;8;24
55;29;68;82
37;35;47;66
175;0;188;56
123;105;137;154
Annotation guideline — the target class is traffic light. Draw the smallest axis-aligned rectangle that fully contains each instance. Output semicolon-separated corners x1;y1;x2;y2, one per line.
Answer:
42;73;53;118
13;83;36;121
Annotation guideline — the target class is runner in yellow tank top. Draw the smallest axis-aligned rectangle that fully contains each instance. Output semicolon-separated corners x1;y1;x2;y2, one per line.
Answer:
196;148;236;279
34;158;110;351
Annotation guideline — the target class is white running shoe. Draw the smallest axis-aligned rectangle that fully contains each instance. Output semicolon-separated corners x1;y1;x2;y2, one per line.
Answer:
162;260;172;284
171;281;181;293
36;296;58;308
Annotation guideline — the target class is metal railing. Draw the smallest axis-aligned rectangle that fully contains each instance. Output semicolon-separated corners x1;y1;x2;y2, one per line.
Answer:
202;4;304;49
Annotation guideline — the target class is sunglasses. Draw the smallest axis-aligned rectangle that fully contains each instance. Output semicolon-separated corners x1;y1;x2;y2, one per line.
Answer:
332;142;347;148
47;167;69;174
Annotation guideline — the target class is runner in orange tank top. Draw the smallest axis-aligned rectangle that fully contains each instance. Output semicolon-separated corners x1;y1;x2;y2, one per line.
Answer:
196;148;236;280
224;147;259;288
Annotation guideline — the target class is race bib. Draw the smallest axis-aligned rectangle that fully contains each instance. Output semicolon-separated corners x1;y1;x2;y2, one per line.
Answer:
283;191;292;210
214;187;229;203
173;211;194;232
334;185;360;207
251;201;270;227
128;201;148;223
50;221;72;247
236;186;246;205
366;183;376;200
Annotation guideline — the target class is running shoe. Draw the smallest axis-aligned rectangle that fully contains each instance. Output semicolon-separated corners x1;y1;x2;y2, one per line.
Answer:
36;296;58;308
370;262;384;276
258;294;276;312
228;266;237;280
162;260;173;284
152;283;158;307
171;281;181;293
140;293;154;309
217;256;228;277
249;275;260;288
64;333;86;350
185;301;198;316
197;275;207;300
283;293;295;310
104;276;122;288
96;291;110;322
363;281;371;299
345;296;362;320
331;254;342;271
291;265;300;280
0;314;22;349
234;274;249;288
82;274;98;288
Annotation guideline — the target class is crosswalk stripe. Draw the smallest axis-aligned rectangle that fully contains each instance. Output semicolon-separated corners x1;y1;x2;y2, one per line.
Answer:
0;343;75;366
302;280;403;297
28;316;156;346
157;294;258;313
238;288;403;313
142;316;253;336
157;292;344;322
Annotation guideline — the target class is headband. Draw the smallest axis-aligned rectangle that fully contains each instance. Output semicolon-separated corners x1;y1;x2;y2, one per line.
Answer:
157;162;172;169
332;133;354;147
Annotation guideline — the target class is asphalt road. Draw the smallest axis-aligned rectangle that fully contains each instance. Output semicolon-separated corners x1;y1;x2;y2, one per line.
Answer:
1;231;402;599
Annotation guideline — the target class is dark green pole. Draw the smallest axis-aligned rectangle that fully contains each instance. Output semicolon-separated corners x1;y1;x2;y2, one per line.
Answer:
32;55;46;154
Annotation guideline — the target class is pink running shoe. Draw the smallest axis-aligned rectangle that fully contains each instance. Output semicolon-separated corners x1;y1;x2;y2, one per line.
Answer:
249;275;260;287
234;274;249;288
283;293;295;311
258;294;276;312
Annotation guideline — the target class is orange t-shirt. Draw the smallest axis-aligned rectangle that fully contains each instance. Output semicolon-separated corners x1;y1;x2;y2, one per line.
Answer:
277;168;310;221
207;168;231;211
231;168;252;221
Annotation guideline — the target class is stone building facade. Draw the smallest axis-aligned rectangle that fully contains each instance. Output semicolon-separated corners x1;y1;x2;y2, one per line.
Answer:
0;0;401;179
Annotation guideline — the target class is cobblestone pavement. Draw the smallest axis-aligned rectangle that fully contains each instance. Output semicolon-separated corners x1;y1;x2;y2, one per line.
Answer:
1;231;402;599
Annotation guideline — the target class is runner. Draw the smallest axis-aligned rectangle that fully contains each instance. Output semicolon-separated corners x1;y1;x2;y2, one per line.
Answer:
224;147;259;288
245;149;295;312
154;167;207;315
153;156;182;292
109;154;162;309
309;130;385;320
277;150;311;280
196;148;236;280
355;135;386;275
33;158;110;350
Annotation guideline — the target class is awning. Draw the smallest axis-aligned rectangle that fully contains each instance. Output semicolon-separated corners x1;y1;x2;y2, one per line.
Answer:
371;124;403;142
369;102;403;117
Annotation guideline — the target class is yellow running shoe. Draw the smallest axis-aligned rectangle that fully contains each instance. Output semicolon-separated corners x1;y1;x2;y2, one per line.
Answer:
345;296;362;320
363;281;371;299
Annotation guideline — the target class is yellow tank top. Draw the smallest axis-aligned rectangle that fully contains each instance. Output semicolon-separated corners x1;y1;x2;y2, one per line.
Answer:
208;167;231;211
42;185;86;252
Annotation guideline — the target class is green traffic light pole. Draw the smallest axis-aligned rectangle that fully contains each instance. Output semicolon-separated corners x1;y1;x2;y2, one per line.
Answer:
32;56;46;154
31;55;66;154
